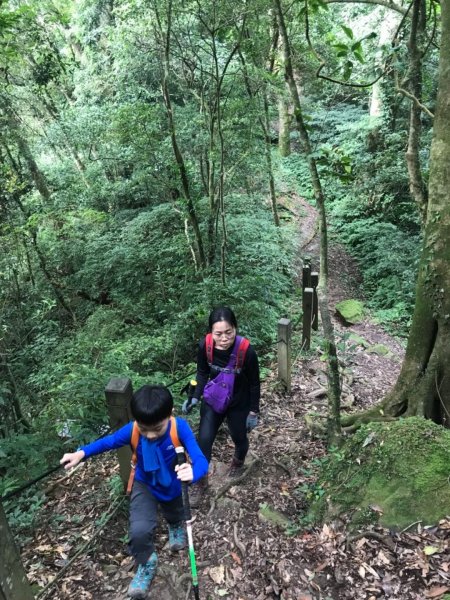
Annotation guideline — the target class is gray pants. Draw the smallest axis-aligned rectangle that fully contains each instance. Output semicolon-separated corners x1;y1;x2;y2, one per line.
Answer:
129;480;184;564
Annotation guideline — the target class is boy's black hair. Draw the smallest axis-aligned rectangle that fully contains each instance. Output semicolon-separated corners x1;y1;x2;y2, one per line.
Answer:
130;385;173;425
208;306;238;331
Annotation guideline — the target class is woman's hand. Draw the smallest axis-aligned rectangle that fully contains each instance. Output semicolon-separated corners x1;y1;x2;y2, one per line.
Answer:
60;450;85;470
175;462;193;483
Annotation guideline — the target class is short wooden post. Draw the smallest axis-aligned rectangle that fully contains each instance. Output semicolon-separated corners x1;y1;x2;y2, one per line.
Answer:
311;271;319;331
302;288;313;350
0;502;34;600
105;377;133;487
302;264;311;291
278;318;292;393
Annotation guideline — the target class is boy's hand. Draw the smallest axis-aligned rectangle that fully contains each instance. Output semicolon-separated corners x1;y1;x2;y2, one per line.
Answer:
175;462;193;483
60;450;85;470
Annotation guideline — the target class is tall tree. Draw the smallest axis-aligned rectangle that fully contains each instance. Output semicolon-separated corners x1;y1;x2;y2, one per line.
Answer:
344;0;450;427
273;0;341;443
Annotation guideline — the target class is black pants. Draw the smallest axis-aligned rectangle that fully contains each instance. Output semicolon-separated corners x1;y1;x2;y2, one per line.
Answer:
129;480;184;565
198;401;249;463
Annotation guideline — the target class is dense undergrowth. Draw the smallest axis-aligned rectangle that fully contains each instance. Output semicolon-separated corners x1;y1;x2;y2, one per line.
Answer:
278;102;424;336
0;190;298;499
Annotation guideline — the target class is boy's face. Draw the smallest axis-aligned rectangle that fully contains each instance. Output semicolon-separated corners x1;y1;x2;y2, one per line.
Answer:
137;417;170;440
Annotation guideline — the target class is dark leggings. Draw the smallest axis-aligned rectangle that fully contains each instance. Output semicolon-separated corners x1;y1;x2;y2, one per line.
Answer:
198;401;249;463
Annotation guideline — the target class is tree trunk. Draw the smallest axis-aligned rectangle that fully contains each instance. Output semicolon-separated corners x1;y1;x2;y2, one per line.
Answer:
273;0;341;443
152;0;206;271
404;0;428;222
369;10;401;117
278;96;291;156
1;96;51;201
264;93;280;227
237;49;280;227
343;0;450;428
0;502;34;600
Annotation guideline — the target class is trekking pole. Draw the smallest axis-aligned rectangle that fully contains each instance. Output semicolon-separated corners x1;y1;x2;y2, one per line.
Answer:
175;446;200;600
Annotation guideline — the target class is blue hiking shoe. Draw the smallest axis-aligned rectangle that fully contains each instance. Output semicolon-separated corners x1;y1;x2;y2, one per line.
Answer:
128;552;157;599
168;521;186;551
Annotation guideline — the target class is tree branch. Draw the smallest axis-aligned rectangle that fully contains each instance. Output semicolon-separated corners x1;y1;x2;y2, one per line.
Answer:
323;0;408;16
395;83;434;118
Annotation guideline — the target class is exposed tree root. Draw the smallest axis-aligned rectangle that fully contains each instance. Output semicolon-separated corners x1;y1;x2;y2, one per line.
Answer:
346;530;396;552
207;457;260;516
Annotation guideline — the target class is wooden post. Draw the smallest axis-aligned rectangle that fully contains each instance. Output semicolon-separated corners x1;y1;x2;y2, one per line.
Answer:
0;502;34;600
105;377;133;486
311;271;319;331
302;288;313;350
302;264;311;291
278;318;292;392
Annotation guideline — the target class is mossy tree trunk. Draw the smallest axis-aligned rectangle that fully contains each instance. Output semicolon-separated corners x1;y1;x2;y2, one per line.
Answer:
404;0;428;222
278;96;291;157
343;2;450;428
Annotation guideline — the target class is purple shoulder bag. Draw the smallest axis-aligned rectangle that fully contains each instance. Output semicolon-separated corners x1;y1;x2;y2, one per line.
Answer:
203;336;242;414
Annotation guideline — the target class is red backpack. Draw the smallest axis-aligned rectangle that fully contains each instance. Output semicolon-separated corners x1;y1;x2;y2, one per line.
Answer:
205;333;250;373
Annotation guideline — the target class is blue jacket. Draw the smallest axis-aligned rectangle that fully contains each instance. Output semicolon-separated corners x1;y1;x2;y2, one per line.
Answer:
81;417;208;502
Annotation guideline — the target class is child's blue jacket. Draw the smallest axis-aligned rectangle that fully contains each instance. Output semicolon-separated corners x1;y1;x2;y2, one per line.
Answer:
81;417;208;502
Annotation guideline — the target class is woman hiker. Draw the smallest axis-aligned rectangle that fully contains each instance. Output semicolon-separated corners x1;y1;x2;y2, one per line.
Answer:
182;306;260;506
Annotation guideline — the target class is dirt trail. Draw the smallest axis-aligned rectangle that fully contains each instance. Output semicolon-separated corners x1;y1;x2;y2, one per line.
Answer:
22;197;450;600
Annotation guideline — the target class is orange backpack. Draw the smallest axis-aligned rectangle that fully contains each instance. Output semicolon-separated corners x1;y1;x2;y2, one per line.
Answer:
127;416;182;495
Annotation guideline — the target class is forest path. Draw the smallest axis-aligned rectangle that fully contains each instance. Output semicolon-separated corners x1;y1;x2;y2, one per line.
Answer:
22;196;448;600
290;192;405;412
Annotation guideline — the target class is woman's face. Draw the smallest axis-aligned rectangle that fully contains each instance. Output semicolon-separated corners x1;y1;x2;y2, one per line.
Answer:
211;320;236;350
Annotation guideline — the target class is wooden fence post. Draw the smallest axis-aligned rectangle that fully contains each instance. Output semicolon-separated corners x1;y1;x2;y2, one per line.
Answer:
0;502;34;600
302;264;311;292
278;318;292;392
311;271;319;331
302;288;313;350
105;377;133;487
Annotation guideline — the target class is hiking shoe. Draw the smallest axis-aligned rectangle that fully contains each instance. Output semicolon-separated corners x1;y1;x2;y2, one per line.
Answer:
228;457;245;479
189;476;208;508
168;521;186;551
128;552;157;598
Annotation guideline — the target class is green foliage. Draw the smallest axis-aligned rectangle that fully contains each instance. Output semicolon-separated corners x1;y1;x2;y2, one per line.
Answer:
335;217;420;331
3;491;46;539
0;432;63;486
281;102;422;334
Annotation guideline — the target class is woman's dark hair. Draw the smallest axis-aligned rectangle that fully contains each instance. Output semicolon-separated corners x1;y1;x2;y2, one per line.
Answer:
130;385;173;425
208;306;238;331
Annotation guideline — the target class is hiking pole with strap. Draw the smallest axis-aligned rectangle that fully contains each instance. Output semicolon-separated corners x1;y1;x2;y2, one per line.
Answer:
175;446;200;600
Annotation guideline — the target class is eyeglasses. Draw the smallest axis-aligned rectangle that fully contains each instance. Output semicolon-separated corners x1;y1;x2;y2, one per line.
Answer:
212;330;234;338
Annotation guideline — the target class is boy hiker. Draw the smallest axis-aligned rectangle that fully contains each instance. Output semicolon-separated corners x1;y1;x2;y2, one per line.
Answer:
60;385;208;599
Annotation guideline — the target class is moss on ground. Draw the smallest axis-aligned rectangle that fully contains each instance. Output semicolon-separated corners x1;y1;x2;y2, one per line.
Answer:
309;417;450;529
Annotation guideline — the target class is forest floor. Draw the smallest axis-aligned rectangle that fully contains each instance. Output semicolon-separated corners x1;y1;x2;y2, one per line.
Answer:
21;195;450;600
